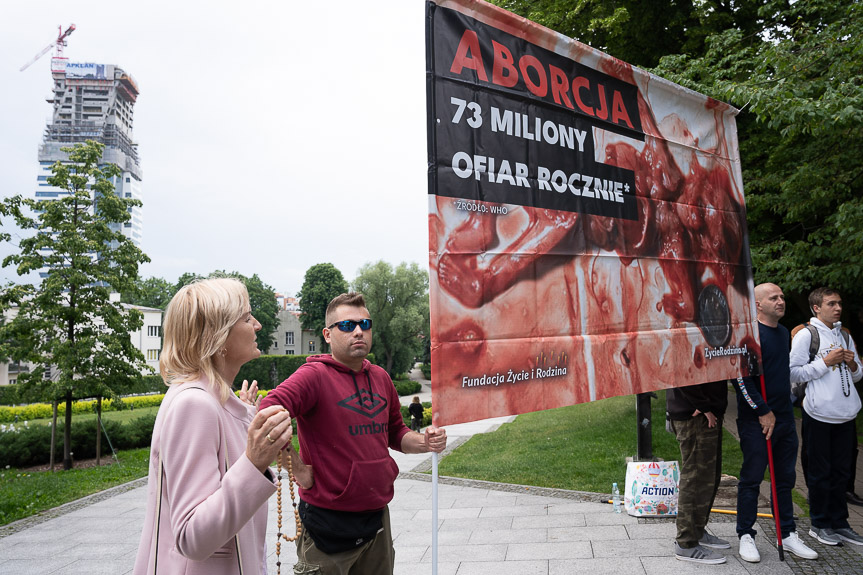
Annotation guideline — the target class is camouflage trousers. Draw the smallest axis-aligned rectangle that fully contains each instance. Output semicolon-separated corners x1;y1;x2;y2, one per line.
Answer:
671;415;723;548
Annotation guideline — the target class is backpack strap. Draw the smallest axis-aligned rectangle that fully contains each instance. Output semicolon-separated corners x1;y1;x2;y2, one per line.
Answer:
806;324;819;363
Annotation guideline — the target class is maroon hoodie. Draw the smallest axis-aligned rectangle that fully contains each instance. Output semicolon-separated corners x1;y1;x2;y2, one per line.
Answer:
259;355;410;512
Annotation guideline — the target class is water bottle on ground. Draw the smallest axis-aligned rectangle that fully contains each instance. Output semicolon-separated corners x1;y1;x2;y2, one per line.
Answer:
612;482;621;513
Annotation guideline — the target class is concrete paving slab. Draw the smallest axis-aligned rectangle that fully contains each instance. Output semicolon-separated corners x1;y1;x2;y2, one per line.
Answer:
583;510;641;525
394;529;473;547
451;560;547;575
477;503;549;518
438;516;515;531
548;524;630;542
394;562;459;575
593;537;677;558
420;543;508;563
547;501;609;514
506;541;593;560
0;558;78;575
512;513;587;529
413;507;481;520
394;544;427;563
624;522;678;539
467;527;547;544
53;559;134;574
549;557;646;575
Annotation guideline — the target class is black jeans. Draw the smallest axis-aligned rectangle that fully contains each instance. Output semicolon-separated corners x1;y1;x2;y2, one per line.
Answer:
736;417;798;538
803;409;855;530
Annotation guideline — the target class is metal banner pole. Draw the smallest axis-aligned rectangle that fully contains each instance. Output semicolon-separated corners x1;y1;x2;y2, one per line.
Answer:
432;450;439;575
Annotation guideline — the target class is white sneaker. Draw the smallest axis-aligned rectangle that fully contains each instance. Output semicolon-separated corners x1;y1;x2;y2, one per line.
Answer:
782;531;817;560
738;534;760;563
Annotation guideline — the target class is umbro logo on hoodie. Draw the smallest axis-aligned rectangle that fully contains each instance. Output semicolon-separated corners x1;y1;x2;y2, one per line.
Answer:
338;388;388;419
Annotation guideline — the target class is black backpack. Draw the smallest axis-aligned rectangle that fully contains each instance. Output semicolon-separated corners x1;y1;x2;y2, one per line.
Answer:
790;323;851;401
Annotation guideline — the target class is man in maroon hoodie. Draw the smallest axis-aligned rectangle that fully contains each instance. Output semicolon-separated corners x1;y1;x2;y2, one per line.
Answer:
260;292;447;574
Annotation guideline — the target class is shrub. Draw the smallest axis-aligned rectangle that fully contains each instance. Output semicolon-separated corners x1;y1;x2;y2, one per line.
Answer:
0;414;156;468
114;374;166;395
394;380;421;397
0;386;20;406
420;363;431;380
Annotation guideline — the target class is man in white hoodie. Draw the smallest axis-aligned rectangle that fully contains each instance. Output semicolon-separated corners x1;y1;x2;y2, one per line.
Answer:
790;287;863;546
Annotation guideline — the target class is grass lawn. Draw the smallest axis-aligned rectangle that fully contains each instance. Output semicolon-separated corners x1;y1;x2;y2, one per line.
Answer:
438;389;744;494
0;448;151;527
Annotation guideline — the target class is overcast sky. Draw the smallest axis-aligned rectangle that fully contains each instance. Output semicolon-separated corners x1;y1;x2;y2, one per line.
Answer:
1;0;430;297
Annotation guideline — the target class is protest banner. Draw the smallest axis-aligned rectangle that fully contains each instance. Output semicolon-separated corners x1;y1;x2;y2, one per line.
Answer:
427;0;760;426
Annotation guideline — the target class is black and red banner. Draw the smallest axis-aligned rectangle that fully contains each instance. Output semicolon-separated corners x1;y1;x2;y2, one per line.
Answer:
427;0;759;426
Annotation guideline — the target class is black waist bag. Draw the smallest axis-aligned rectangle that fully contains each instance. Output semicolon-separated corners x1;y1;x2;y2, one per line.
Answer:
298;499;384;554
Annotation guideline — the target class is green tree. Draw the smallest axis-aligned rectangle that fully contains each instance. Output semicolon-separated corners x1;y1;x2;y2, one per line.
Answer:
122;276;174;309
297;263;349;353
352;261;429;376
174;270;279;353
652;0;863;324
489;0;765;68
0;140;150;469
173;271;204;292
242;273;279;353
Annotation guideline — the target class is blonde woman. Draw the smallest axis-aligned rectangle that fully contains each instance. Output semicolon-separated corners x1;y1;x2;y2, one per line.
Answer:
135;278;292;574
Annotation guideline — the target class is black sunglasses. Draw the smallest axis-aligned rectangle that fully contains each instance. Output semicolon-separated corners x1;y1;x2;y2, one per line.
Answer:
327;319;373;332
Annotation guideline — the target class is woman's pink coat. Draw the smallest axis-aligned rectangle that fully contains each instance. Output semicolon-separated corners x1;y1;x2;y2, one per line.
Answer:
134;379;276;574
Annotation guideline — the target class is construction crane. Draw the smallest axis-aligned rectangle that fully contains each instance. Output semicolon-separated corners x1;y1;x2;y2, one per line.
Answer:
20;24;76;72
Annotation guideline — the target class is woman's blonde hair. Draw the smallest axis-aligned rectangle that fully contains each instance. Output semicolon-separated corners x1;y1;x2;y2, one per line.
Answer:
159;277;250;403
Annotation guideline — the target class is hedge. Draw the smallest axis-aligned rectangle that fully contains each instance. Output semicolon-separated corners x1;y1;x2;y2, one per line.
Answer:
115;374;166;395
0;414;157;468
0;395;165;424
0;374;166;406
394;380;421;397
420;363;431;380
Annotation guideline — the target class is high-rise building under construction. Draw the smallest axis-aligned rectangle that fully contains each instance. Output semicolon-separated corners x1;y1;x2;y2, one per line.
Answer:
36;56;143;256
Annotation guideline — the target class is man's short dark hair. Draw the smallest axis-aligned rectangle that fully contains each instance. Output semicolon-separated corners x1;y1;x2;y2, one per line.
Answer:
325;292;367;325
808;287;841;315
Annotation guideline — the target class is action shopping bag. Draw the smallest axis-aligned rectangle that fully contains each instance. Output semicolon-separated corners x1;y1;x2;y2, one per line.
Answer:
623;460;679;516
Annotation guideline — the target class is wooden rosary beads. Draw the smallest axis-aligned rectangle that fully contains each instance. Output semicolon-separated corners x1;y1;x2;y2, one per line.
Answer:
275;450;302;575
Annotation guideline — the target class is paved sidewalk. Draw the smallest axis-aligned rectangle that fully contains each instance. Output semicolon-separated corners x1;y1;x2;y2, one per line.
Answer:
2;376;862;573
3;414;854;575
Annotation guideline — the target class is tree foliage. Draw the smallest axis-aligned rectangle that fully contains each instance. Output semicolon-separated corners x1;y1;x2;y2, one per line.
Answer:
352;261;429;376
122;276;174;309
0;140;150;469
297;263;349;353
490;0;765;68
652;0;863;323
